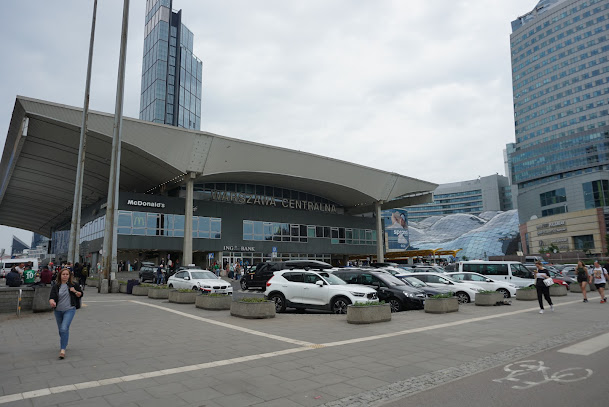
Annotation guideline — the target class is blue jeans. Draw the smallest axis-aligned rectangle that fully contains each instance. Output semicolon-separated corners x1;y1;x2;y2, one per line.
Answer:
54;308;75;350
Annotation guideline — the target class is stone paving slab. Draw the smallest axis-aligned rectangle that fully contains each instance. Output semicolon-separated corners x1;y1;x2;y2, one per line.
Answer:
1;289;609;406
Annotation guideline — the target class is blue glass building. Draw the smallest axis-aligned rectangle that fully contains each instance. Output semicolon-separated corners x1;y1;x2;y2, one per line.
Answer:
140;0;202;130
507;0;609;255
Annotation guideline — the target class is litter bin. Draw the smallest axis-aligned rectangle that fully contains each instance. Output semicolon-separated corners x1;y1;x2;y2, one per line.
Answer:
126;279;140;294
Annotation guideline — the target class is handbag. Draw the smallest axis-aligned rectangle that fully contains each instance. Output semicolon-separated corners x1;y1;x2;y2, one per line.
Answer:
543;277;554;287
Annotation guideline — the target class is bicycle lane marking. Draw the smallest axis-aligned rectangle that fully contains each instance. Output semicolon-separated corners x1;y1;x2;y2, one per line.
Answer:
492;360;593;389
557;331;609;355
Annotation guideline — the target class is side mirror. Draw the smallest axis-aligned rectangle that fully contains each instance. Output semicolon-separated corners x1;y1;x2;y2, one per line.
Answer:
486;279;493;282
184;276;190;280
315;280;324;287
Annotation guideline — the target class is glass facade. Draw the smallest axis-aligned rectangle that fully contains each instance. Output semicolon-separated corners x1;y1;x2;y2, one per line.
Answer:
509;0;609;189
118;210;221;239
408;210;520;260
140;0;202;130
540;188;567;206
242;220;376;245
403;189;484;222
583;179;609;207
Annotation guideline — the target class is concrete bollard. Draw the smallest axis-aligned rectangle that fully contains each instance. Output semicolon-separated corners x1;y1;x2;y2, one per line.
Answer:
100;279;109;294
110;280;119;293
32;286;53;313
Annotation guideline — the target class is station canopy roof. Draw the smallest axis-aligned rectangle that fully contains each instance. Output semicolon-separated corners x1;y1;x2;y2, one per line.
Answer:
0;97;437;236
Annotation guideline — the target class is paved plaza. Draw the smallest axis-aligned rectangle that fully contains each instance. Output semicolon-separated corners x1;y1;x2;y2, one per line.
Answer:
2;286;609;407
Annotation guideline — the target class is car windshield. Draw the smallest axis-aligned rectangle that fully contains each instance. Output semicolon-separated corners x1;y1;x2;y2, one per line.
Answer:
318;272;346;285
439;275;460;284
381;274;406;286
191;271;218;280
404;276;426;287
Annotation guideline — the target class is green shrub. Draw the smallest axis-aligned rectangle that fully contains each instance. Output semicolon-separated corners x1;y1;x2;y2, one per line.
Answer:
240;297;270;303
351;301;386;307
177;288;195;293
140;283;155;287
117;280;127;284
150;285;170;289
518;285;536;290
431;293;454;299
207;293;230;297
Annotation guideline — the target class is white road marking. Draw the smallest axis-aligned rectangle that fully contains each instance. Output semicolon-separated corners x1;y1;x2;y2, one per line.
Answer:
493;360;592;389
557;332;609;355
129;300;317;347
0;298;584;405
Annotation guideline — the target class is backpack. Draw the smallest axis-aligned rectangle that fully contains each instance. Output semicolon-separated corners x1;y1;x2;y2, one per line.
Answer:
82;267;88;277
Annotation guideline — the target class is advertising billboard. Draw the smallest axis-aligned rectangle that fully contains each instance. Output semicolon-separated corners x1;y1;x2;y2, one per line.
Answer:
382;209;409;251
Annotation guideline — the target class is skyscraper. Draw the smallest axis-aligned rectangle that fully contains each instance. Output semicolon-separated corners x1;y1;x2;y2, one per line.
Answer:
508;0;609;254
140;0;202;130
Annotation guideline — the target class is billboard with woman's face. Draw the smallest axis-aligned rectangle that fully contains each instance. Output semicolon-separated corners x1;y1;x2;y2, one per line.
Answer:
382;209;409;250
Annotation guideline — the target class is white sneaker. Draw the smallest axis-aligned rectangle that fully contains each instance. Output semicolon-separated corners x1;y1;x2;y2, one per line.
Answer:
550;305;554;312
539;309;544;314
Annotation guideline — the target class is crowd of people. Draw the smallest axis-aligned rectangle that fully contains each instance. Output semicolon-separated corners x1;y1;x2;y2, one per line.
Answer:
4;261;89;289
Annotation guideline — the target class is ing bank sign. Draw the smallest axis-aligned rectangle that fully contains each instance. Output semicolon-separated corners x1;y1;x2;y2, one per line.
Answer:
211;190;338;213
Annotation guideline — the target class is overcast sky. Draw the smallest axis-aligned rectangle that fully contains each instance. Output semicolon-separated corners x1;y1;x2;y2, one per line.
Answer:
0;0;535;253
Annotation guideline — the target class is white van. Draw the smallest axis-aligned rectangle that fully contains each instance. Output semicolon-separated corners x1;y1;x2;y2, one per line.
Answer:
1;258;39;277
458;261;534;288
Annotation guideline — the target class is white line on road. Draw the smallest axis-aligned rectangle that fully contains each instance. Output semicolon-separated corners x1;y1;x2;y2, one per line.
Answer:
0;298;585;405
129;300;317;347
557;332;609;355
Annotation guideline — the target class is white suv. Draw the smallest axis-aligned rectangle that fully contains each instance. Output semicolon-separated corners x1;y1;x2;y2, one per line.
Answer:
264;270;378;314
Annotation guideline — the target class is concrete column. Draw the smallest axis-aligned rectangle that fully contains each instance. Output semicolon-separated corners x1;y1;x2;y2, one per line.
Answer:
375;200;384;263
182;172;196;265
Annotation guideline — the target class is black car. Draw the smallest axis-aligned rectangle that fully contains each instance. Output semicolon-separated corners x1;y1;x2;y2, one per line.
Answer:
240;260;332;290
139;265;158;282
398;275;456;298
331;269;426;312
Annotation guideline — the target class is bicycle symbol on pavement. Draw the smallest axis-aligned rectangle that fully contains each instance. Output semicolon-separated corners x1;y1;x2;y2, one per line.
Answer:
493;360;592;390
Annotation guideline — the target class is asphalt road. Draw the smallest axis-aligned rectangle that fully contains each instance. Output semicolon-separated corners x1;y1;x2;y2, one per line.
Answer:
381;332;609;407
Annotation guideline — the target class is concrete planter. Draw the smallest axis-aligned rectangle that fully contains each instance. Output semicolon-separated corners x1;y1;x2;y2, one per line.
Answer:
230;300;275;319
119;283;128;294
196;294;232;310
0;287;34;313
570;283;591;293
87;278;98;288
516;288;537;301
148;288;171;299
424;297;459;314
475;292;504;306
32;286;53;313
347;303;391;324
131;285;150;296
550;285;568;297
168;290;197;304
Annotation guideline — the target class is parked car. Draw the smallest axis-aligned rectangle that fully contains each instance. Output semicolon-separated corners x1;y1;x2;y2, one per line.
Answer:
397;275;456;298
524;265;571;289
139;265;158;283
241;260;332;290
331;268;426;312
445;272;517;298
458;261;534;288
412;264;446;273
167;269;233;294
407;272;481;304
264;270;378;314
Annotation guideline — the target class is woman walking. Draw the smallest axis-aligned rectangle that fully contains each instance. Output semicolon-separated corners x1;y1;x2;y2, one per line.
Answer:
576;261;589;302
534;261;554;314
591;261;609;303
49;268;83;359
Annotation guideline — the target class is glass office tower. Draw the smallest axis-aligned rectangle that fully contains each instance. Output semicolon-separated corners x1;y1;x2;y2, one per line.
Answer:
508;0;609;222
140;0;202;130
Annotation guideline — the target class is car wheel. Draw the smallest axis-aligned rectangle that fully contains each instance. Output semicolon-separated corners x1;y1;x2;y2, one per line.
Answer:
331;296;351;314
192;286;198;291
389;297;403;312
456;291;470;304
168;284;173;288
497;288;510;298
269;293;286;313
240;279;248;290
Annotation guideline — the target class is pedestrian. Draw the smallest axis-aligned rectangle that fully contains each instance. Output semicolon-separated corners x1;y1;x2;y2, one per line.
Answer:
73;262;83;286
534;261;554;314
591;260;609;303
81;263;88;289
40;266;53;285
156;263;164;285
576;261;589;302
49;268;83;359
23;263;36;285
6;267;21;287
15;262;25;278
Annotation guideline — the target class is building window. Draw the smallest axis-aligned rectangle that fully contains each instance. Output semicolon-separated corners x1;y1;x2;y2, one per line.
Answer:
583;180;609;208
242;220;376;245
573;235;595;251
117;210;220;239
540;188;567;207
541;206;567;217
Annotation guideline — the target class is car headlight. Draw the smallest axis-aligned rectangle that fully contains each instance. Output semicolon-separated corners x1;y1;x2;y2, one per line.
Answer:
350;291;366;297
402;291;415;297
